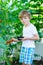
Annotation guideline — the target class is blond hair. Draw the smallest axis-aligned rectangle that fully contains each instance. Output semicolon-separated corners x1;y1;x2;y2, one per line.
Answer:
18;10;31;19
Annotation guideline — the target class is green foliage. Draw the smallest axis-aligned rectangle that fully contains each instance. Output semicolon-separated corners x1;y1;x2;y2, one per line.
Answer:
0;0;43;64
0;37;10;65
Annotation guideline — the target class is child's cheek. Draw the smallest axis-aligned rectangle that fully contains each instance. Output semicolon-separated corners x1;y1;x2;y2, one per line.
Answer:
23;19;27;22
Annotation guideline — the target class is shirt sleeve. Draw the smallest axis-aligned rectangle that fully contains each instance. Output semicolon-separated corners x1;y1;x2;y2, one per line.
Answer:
32;25;38;35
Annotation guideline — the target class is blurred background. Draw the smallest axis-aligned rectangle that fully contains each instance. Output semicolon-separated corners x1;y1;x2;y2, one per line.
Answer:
0;0;43;65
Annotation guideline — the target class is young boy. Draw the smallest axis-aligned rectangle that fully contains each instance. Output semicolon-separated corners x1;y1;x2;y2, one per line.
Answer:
6;10;39;65
18;10;39;65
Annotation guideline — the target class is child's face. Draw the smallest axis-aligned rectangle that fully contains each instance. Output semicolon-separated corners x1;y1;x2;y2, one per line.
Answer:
20;16;30;25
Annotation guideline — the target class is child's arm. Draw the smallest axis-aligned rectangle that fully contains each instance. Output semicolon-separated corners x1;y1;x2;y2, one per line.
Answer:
6;38;19;44
21;34;39;41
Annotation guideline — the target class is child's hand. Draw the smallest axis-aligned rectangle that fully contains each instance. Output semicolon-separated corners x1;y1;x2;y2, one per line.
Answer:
20;37;27;41
6;38;19;44
17;36;24;40
11;38;19;42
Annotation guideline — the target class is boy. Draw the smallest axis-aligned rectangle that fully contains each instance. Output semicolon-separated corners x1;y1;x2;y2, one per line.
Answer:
7;10;39;65
18;10;39;65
